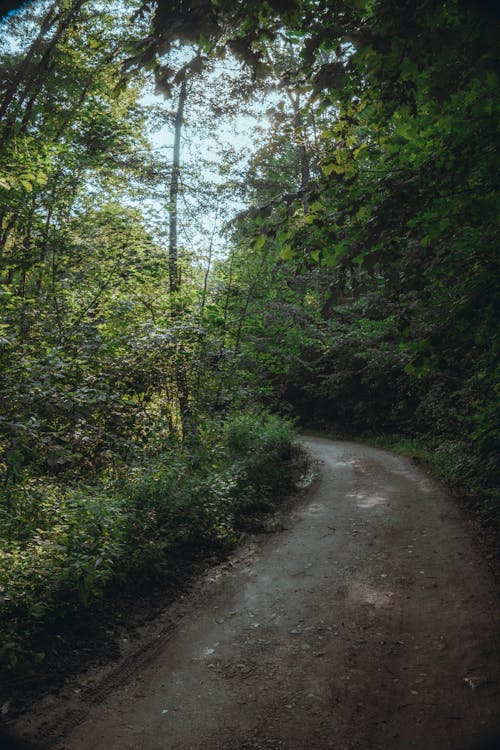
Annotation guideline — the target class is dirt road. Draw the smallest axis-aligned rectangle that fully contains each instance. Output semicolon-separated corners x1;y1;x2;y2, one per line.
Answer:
13;438;500;749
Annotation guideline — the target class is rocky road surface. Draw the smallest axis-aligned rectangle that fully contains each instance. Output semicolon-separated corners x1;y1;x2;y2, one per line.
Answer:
10;438;500;749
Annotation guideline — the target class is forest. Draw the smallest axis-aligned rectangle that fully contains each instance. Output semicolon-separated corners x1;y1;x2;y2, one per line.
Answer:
0;0;498;675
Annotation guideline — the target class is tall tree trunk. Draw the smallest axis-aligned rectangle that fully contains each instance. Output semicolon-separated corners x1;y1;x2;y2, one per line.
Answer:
168;76;188;298
167;76;190;434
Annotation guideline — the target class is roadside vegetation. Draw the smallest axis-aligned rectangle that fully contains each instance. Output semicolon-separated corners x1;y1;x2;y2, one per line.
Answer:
0;0;498;675
1;412;300;669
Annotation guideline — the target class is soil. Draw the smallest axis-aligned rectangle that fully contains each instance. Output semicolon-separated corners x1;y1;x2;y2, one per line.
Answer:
3;437;500;750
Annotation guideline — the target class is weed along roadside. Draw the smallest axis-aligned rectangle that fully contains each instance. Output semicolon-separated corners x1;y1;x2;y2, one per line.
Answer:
0;413;306;692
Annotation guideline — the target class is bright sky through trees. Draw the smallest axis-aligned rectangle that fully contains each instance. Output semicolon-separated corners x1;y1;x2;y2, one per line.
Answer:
136;54;280;261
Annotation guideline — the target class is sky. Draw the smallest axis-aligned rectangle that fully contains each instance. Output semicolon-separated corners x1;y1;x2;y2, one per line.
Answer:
137;60;275;256
0;0;280;259
0;1;32;22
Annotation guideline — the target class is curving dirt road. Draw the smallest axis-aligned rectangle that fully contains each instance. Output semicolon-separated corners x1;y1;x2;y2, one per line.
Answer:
12;438;500;749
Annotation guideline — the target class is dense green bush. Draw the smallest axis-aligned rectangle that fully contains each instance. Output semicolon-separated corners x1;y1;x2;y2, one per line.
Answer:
0;411;300;668
223;412;298;518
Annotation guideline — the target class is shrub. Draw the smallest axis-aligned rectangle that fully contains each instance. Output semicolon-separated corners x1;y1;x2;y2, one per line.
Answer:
0;410;301;668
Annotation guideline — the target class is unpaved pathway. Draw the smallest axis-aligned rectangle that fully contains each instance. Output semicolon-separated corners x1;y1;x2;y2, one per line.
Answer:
12;438;500;749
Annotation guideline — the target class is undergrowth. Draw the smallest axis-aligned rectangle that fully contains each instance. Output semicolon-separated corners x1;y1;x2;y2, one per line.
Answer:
0;411;303;671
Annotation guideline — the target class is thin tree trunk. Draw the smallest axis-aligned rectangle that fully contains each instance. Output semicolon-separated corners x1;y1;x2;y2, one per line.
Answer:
288;92;310;192
214;255;268;410
192;204;220;405
200;201;220;315
0;0;86;231
1;1;86;138
17;203;35;342
0;2;59;122
168;76;188;298
167;76;190;434
0;214;17;270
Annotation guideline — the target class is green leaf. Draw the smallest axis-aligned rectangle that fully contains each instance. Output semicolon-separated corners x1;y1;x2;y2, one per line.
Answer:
280;244;294;260
353;144;367;159
309;201;324;213
323;162;347;176
253;234;267;251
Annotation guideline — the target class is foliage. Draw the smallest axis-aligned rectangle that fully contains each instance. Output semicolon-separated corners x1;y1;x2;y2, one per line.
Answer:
211;1;499;523
0;0;498;675
0;411;299;667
